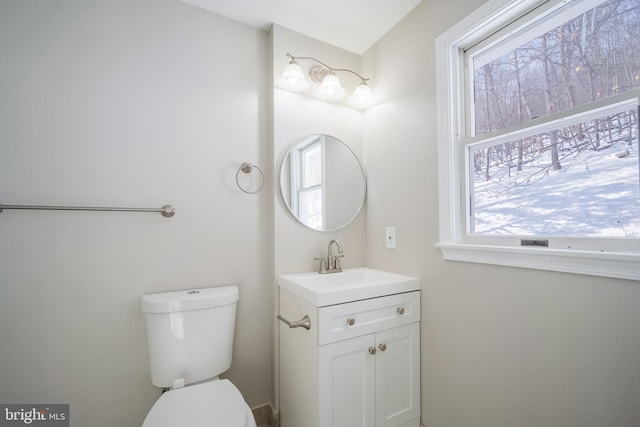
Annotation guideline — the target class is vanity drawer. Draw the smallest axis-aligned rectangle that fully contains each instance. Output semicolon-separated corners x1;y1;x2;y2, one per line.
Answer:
317;291;420;345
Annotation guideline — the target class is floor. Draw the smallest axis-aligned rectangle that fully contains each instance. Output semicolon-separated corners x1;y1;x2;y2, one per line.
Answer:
252;404;276;427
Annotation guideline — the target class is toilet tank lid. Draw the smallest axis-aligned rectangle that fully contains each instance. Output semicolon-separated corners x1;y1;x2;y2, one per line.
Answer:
141;285;239;314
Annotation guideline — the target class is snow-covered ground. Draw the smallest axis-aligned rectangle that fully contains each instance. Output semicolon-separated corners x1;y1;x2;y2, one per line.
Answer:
473;134;640;237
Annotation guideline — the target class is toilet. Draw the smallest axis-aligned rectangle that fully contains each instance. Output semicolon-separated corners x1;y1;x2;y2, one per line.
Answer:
140;285;257;427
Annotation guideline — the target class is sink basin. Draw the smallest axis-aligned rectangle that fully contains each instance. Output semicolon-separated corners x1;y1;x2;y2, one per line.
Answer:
278;267;420;306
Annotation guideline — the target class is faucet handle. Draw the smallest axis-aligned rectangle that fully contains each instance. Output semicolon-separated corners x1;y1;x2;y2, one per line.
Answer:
314;257;327;274
333;254;344;271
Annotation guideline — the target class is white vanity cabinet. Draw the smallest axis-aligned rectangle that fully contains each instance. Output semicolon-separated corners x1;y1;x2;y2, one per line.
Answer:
279;288;421;427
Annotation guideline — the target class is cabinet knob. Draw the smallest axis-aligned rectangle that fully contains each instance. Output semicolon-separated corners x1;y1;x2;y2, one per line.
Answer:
397;307;405;315
347;317;355;326
368;346;377;355
378;343;387;352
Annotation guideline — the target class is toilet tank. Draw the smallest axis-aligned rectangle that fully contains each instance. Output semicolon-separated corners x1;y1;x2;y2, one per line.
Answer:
141;285;239;388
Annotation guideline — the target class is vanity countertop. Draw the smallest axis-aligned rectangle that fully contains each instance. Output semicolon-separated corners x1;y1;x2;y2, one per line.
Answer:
278;267;420;307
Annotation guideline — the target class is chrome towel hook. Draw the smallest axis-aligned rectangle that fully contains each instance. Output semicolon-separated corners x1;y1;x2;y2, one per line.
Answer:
236;162;264;194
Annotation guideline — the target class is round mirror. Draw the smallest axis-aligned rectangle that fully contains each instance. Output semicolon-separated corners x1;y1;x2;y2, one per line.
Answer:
280;134;366;231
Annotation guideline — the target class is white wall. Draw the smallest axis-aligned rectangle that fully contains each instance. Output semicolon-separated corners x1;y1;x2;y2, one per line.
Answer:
0;1;272;426
363;1;640;426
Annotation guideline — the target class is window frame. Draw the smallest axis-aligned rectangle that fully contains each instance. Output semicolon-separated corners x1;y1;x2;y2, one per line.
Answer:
435;0;640;281
290;135;326;230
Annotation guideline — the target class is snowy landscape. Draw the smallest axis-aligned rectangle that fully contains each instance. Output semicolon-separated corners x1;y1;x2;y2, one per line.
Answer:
468;0;640;239
472;123;639;237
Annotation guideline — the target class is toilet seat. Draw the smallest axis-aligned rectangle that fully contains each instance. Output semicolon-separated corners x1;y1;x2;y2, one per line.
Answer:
142;379;255;427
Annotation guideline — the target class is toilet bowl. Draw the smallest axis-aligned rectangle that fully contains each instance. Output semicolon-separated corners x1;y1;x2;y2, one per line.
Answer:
142;380;256;427
141;286;257;427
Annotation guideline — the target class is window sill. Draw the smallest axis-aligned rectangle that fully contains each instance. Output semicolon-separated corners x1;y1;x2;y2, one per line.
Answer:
436;243;640;281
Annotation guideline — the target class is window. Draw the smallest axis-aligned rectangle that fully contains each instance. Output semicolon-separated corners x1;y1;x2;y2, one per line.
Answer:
290;136;326;230
436;0;640;280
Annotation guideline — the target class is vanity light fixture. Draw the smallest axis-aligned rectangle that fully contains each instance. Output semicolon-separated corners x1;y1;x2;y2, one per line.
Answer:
277;53;373;109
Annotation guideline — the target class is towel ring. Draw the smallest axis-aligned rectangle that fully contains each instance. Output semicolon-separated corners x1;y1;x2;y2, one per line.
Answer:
236;162;264;194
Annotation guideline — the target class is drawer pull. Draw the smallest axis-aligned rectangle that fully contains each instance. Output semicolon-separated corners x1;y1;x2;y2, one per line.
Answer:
397;307;405;315
368;346;377;355
347;317;355;326
378;343;387;351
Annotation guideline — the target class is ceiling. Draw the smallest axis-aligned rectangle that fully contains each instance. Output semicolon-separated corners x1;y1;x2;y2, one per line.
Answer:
180;0;423;54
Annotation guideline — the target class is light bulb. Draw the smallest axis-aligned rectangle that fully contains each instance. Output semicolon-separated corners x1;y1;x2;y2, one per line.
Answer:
350;81;373;109
316;73;345;101
276;60;310;92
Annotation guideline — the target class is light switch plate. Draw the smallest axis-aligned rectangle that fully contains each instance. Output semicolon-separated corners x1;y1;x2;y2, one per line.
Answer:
385;226;396;248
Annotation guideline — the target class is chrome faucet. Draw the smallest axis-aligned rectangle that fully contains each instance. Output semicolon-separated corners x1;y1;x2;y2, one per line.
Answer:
315;239;344;274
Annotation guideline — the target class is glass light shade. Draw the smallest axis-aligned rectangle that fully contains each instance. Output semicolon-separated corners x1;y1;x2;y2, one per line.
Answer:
350;81;373;109
276;60;310;92
316;73;345;101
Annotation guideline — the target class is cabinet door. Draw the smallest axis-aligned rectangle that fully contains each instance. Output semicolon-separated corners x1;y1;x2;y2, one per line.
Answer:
375;323;421;427
319;334;376;427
